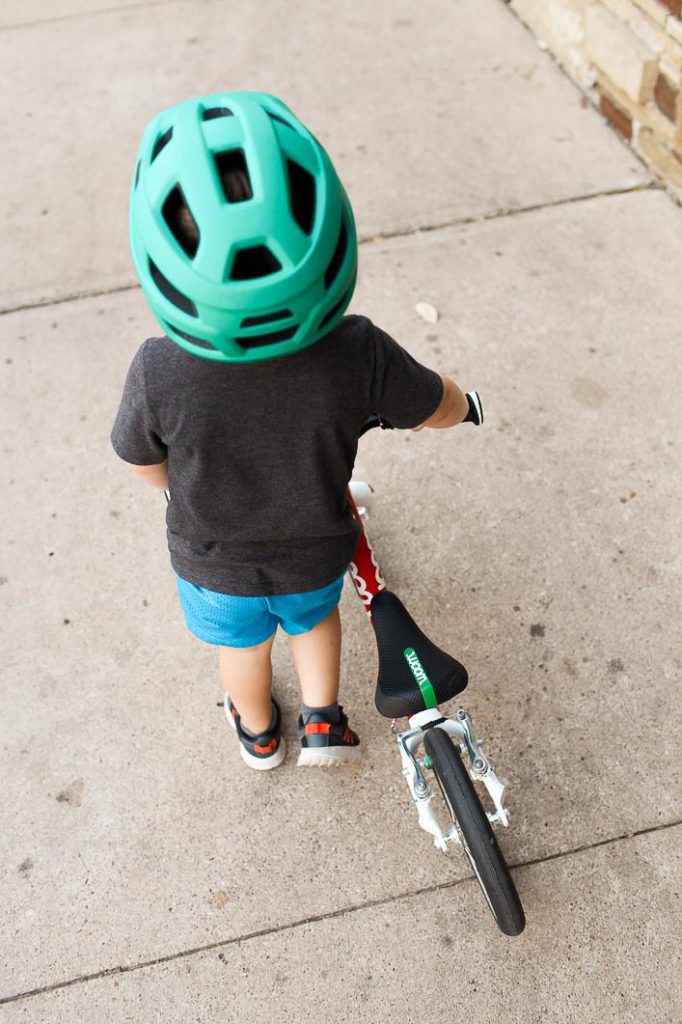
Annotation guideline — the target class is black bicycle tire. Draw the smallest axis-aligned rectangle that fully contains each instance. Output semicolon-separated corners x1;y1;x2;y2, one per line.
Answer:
423;726;526;936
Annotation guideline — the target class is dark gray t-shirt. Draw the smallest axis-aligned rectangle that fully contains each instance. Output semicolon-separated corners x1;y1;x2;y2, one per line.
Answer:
111;315;443;596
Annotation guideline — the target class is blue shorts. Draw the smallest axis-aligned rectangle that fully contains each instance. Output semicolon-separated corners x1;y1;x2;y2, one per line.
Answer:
175;573;346;648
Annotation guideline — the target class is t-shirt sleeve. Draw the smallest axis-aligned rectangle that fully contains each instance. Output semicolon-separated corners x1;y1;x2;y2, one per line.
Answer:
367;320;444;429
110;344;168;465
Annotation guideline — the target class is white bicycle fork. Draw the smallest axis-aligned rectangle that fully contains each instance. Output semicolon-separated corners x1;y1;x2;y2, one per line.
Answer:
396;708;510;851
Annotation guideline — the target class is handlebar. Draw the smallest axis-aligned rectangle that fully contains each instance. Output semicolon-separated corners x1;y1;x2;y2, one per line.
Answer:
359;414;394;437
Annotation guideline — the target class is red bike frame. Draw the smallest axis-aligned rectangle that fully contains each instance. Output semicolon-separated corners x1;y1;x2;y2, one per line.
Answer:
346;489;385;620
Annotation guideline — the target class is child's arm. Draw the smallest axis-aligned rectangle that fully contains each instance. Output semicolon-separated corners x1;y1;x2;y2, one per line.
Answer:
122;459;169;490
364;320;482;431
413;374;470;431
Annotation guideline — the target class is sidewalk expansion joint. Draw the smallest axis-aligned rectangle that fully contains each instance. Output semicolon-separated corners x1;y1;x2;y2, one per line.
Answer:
0;181;659;319
358;181;658;246
0;0;175;33
1;815;679;1007
1;283;141;318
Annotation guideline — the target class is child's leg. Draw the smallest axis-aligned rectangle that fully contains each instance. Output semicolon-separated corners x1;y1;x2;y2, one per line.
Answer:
288;606;360;765
218;633;276;735
287;606;341;707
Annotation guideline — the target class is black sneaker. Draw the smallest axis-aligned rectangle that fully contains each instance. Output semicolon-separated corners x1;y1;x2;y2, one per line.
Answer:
297;705;360;767
225;695;286;771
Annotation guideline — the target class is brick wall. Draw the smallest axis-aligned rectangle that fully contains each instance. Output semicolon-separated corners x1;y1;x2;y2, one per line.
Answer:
508;0;682;198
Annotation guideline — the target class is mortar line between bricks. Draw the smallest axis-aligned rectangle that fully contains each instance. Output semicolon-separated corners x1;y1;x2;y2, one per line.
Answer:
2;816;680;1007
0;181;659;319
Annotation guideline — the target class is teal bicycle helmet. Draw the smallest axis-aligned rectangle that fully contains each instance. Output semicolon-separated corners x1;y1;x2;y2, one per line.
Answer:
129;91;357;363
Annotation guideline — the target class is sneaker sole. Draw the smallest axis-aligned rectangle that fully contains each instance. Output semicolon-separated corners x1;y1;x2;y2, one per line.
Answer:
224;697;286;771
240;738;287;771
297;745;360;767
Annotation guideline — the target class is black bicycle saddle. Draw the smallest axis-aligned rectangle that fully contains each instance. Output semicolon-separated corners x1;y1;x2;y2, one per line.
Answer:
370;590;468;719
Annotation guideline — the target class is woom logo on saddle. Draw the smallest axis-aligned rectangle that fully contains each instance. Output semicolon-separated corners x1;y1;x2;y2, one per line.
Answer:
403;647;438;708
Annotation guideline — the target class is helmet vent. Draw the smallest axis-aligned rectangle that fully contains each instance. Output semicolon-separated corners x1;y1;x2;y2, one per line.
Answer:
267;111;294;130
163;187;200;259
231;246;282;280
324;218;348;289
151;127;173;163
202;106;233;121
215;150;253;202
241;309;292;328
165;322;216;350
240;326;297;349
286;160;315;235
134;160;141;189
320;284;353;328
149;259;198;317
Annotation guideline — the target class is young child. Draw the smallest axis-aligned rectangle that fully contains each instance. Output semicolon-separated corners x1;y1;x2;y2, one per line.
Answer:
112;91;480;772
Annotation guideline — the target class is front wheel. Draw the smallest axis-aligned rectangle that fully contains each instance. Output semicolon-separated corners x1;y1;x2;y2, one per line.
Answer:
423;726;526;936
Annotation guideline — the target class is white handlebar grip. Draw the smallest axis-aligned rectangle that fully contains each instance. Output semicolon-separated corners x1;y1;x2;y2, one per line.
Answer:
464;391;483;425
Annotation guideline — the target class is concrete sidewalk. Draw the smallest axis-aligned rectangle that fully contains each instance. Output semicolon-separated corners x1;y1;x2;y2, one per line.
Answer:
1;1;679;1021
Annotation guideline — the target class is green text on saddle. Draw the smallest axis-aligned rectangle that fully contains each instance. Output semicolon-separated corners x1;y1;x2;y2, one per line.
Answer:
403;648;439;709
